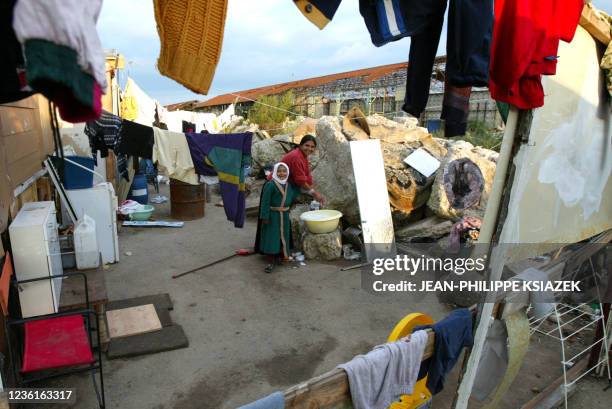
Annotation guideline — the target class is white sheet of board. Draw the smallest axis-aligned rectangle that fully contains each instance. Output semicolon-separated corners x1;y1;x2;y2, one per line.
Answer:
404;147;440;177
349;139;395;261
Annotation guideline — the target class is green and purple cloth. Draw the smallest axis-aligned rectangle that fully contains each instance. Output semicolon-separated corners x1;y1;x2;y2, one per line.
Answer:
185;132;252;228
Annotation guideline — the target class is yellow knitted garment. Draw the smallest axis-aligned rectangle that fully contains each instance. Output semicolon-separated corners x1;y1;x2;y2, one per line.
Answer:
154;0;228;95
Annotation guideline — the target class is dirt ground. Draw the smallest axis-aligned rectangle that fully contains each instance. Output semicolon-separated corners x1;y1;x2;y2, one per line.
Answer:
45;185;610;409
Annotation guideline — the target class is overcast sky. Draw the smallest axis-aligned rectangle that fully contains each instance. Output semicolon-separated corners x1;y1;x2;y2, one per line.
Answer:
98;0;612;105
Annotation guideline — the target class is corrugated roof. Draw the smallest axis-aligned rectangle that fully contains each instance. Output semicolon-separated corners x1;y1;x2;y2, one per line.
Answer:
195;61;413;108
165;100;201;111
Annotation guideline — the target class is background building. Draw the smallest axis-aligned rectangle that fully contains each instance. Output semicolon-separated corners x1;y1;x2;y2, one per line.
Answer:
170;57;502;132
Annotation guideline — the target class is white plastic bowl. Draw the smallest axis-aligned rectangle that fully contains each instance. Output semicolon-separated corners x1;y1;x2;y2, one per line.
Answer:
300;209;343;234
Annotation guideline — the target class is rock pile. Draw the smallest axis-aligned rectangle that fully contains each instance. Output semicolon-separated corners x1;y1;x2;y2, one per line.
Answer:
236;113;499;257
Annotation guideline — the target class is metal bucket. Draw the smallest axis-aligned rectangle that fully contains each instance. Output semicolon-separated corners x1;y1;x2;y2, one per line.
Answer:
169;179;205;220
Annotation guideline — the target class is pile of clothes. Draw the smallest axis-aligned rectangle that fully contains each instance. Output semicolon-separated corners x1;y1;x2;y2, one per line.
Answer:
1;0;106;122
85;110;252;228
293;0;585;137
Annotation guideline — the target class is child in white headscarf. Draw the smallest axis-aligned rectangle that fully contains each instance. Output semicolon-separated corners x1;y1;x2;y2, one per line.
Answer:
255;162;300;273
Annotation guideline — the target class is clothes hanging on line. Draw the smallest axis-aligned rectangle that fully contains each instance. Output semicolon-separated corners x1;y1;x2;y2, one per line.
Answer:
120;78;157;126
360;0;436;47
292;0;342;30
152;128;199;185
85;111;129;181
118;120;155;160
153;0;228;95
415;308;473;395
402;0;493;137
489;0;583;109
182;121;196;133
0;0;33;104
185;132;253;228
12;0;106;122
338;330;429;409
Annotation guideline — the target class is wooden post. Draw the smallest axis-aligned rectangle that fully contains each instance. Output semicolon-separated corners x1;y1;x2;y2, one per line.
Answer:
284;330;435;409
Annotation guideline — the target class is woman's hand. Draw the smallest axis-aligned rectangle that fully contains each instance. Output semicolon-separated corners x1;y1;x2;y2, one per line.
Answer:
313;191;325;205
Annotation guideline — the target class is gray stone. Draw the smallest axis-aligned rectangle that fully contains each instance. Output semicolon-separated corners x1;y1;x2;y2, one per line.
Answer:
251;134;293;174
303;229;342;261
312;117;360;225
427;142;497;219
289;203;310;251
395;216;453;241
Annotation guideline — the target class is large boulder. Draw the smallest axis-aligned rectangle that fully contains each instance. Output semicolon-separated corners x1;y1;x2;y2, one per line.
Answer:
303;229;342;260
251;134;293;174
395;216;453;242
312;117;360;225
293;118;317;143
427;142;497;219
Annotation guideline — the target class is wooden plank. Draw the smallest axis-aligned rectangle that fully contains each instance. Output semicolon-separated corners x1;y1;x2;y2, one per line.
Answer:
36;176;52;201
283;330;435;409
580;5;612;46
106;304;162;339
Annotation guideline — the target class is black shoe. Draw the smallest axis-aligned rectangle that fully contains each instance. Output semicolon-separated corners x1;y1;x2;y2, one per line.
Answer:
264;264;274;273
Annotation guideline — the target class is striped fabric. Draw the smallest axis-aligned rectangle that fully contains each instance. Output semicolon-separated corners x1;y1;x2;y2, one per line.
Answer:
185;132;252;228
85;111;129;180
375;0;409;44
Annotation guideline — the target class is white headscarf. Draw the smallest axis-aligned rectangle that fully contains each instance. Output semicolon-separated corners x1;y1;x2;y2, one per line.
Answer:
272;162;290;185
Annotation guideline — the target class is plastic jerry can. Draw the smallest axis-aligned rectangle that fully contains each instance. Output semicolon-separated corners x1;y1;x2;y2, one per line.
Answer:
74;214;100;270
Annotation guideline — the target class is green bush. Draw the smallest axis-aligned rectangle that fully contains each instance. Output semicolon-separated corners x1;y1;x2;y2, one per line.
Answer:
247;91;295;135
462;120;503;151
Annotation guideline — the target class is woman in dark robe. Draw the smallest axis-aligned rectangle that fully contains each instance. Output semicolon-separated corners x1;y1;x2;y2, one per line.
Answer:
255;162;300;273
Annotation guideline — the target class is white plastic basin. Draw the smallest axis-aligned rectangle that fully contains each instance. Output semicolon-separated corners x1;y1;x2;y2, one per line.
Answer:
300;209;343;234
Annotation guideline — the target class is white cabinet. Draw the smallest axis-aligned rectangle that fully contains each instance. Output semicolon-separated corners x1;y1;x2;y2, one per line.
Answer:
9;201;63;318
63;182;119;264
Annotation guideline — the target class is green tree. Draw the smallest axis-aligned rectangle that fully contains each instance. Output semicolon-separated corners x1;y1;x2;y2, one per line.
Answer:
247;91;295;135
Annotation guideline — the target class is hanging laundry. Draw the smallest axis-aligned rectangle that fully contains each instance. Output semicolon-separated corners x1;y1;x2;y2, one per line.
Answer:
118;120;154;160
155;101;169;127
292;0;342;30
85;111;129;181
489;0;584;109
185;132;252;228
152;128;199;185
120;78;157;126
153;0;228;95
12;0;107;122
359;0;436;47
338;330;429;409
182;121;196;133
0;0;33;104
415;308;473;395
441;84;472;138
401;0;493;137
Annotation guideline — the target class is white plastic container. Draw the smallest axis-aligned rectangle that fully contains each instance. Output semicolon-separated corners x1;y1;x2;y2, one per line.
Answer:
74;214;100;269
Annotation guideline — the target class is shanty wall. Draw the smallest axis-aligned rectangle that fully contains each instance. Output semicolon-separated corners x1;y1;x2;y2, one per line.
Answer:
500;25;612;254
0;95;54;234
